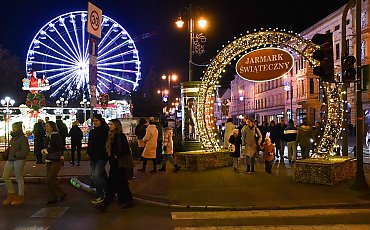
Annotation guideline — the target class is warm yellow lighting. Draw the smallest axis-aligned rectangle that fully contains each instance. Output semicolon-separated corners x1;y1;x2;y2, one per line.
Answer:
198;18;207;28
171;74;178;81
162;74;166;80
157;90;161;94
175;17;184;28
164;90;169;95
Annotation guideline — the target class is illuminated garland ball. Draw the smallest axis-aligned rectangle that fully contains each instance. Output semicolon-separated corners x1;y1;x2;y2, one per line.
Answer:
26;11;141;99
26;92;46;111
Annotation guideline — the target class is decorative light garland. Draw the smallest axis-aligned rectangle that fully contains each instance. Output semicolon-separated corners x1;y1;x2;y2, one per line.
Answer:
196;30;342;156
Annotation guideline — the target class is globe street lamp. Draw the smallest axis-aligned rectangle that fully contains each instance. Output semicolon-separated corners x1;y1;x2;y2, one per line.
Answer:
80;99;90;125
162;73;177;90
56;97;68;118
175;5;207;82
1;97;15;148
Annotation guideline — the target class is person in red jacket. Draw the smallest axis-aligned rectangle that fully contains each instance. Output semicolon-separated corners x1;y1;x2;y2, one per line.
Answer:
260;137;275;174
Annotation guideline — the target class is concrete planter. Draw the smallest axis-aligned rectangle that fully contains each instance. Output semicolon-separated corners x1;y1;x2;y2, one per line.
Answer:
293;157;356;185
175;150;232;171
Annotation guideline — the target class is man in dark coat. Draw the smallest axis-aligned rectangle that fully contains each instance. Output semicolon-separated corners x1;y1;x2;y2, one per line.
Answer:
33;119;45;164
88;114;109;204
56;116;68;154
69;120;83;166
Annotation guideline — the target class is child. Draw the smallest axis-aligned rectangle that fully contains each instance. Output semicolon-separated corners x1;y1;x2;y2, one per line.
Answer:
228;129;241;171
260;137;275;174
158;123;181;172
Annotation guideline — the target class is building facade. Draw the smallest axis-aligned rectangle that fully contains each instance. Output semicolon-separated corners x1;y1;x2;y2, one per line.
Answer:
228;1;370;128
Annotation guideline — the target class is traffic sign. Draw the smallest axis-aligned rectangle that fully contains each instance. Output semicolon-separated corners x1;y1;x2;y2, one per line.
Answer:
87;2;102;38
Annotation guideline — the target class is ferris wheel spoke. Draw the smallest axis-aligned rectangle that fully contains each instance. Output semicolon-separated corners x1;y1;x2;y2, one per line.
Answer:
98;32;122;55
84;39;90;63
97;78;110;89
97;60;138;66
29;61;74;67
53;27;80;60
98;40;131;60
47;67;78;80
61;23;81;60
97;70;135;84
38;41;77;64
32;50;76;65
82;15;86;63
50;71;79;95
36;66;77;74
45;33;79;62
72;22;83;61
98;22;114;50
98;67;139;74
97;51;135;64
114;82;131;93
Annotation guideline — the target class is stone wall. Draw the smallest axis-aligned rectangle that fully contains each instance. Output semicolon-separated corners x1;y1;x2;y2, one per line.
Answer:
293;157;356;185
175;150;233;171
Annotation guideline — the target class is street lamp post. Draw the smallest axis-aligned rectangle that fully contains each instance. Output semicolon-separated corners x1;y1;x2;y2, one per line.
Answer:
239;90;246;116
176;5;207;82
1;97;15;148
56;97;68;119
80;99;90;125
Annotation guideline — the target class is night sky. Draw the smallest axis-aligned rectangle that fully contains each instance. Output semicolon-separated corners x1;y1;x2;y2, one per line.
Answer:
0;0;348;103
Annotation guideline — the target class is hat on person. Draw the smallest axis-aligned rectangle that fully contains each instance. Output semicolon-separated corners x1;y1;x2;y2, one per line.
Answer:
93;114;103;123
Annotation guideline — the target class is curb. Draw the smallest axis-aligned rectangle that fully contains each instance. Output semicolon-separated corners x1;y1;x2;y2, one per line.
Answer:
69;178;370;211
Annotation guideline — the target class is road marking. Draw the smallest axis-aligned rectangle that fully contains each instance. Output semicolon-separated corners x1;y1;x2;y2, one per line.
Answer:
174;224;370;230
31;207;69;218
172;208;370;220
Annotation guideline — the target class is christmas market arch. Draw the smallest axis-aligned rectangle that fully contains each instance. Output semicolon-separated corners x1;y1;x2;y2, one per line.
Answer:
196;30;344;158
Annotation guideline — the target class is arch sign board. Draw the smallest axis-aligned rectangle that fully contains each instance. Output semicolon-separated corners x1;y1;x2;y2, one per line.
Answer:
236;48;294;82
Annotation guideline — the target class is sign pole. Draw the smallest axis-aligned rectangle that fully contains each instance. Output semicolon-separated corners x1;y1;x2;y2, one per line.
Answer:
87;2;102;129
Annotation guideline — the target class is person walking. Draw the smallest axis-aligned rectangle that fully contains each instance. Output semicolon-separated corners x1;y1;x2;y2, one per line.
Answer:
296;120;314;159
158;122;181;172
69;120;83;166
95;119;134;211
56;116;68;155
228;129;241;171
33;119;45;164
87;114;109;205
41;121;67;204
261;137;275;174
138;119;158;173
284;119;298;164
276;119;287;161
2;122;30;206
135;118;147;159
224;118;235;149
241;118;262;173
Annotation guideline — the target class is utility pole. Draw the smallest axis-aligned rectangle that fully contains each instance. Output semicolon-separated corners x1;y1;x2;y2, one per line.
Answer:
352;0;368;190
341;0;355;156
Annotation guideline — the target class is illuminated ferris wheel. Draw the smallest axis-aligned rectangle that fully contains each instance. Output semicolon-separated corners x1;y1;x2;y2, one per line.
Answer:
26;11;141;99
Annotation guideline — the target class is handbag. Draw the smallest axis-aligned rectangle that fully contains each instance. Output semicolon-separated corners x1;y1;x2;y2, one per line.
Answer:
228;143;235;153
2;147;10;160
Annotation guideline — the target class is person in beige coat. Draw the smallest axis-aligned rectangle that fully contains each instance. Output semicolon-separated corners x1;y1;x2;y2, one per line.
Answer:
158;123;181;172
138;120;158;173
224;118;235;149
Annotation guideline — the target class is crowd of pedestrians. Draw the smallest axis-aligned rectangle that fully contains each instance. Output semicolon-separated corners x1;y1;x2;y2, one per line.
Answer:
226;117;324;174
2;114;135;213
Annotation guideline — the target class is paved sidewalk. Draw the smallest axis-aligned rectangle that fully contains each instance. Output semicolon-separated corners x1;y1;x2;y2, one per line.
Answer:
1;159;370;210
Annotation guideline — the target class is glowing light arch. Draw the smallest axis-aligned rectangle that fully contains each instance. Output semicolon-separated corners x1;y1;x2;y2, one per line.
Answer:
196;30;344;157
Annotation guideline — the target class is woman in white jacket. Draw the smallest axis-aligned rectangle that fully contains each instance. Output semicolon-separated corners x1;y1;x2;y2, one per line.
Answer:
158;123;181;172
224;118;235;149
137;120;158;173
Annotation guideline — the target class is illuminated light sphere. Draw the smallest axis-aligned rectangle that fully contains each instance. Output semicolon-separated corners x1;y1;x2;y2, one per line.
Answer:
26;11;141;99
